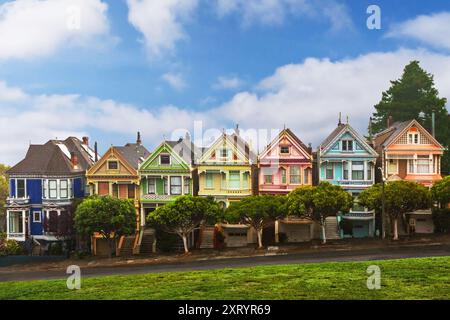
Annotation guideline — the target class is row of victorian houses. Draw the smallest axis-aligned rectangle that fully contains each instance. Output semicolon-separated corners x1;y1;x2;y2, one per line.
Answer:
4;117;445;255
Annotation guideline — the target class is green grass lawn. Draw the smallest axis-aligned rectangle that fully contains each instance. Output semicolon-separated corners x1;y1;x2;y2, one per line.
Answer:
1;256;449;300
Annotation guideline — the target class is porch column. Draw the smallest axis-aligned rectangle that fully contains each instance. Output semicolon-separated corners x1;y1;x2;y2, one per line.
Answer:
275;220;279;243
22;210;26;238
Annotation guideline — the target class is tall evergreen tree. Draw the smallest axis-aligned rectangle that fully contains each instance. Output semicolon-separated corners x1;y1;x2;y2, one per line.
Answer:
371;61;450;174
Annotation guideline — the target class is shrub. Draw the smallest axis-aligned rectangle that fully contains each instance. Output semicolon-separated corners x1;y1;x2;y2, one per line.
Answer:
0;238;23;256
155;229;181;253
432;208;450;233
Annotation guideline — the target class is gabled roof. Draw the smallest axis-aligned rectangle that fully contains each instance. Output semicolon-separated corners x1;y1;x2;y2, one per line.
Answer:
7;137;97;176
259;128;312;160
373;119;444;149
140;137;199;171
198;131;257;164
116;143;150;169
319;123;378;157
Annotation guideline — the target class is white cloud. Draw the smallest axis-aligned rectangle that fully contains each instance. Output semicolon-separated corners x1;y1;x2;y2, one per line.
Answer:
2;48;450;165
162;72;187;90
127;0;198;58
387;12;450;50
214;0;353;30
213;76;245;90
0;0;110;60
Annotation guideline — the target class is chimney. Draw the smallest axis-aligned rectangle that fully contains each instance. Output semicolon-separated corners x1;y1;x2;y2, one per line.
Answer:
82;136;89;146
136;131;142;145
338;112;342;125
387;115;393;128
308;143;313;154
70;152;78;169
185;131;191;142
234;124;240;136
94;141;98;162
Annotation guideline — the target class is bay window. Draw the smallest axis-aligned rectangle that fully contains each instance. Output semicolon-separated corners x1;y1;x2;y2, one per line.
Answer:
147;178;156;194
205;173;214;188
290;166;300;184
229;171;241;189
17;179;26;198
280;168;287;184
184;178;190;194
417;156;430;173
60;180;68;198
325;163;334;180
351;161;364;180
49;180;57;199
170;176;182;195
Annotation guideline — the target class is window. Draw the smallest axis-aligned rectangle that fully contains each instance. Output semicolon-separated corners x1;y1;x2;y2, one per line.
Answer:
290;166;300;184
184;178;190;194
60;180;68;198
128;184;135;199
49;180;57;199
33;211;41;223
8;212;23;234
229;171;241;189
367;163;372;180
417;156;430;174
280;168;287;184
108;160;118;170
243;172;249;189
352;161;364;180
170;176;182;195
160;155;170;165
408;133;419;144
147;178;156;194
343;162;349;180
280;146;290;154
388;159;398;173
206;173;214;188
42;180;47;198
342;140;353;151
264;175;273;184
325;163;334;180
304;168;310;184
17;179;26;198
219;148;229;159
163;178;168;195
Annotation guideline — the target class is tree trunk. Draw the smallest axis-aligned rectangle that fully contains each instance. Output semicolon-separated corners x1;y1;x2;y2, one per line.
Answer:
257;228;263;248
321;224;327;244
182;234;189;253
107;237;114;259
393;218;399;241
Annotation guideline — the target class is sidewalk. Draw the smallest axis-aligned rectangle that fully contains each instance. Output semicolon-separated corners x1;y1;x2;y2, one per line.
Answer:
1;234;449;274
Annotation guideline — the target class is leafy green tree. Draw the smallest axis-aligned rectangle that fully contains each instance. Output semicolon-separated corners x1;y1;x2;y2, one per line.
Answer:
431;176;450;209
312;182;352;244
225;195;287;248
0;164;10;233
371;60;450;174
288;183;352;244
147;196;221;253
359;181;430;240
74;196;136;258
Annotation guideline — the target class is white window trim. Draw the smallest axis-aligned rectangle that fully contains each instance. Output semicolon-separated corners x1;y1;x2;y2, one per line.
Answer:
15;178;27;199
387;159;399;175
408;132;420;145
407;154;434;175
33;211;42;223
341;140;354;152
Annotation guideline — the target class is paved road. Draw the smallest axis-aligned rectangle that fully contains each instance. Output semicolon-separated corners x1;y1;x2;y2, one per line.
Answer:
1;244;450;282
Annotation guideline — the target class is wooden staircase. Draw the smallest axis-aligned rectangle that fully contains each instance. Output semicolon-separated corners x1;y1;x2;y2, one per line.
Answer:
199;226;215;249
325;216;340;240
118;236;135;257
139;229;155;255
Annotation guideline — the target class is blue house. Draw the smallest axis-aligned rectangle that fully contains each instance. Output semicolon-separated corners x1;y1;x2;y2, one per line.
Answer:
6;137;97;249
317;119;378;239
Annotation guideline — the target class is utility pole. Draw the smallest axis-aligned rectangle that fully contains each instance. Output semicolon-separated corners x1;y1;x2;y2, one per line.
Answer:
378;167;386;239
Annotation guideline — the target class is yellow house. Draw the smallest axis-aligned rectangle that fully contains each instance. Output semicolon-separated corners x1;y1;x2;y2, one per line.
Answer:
197;126;256;209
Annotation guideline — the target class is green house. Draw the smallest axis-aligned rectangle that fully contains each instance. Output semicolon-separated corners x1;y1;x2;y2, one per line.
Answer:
138;136;200;225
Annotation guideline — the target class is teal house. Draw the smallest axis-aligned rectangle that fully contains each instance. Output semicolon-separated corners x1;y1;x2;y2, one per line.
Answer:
317;118;378;239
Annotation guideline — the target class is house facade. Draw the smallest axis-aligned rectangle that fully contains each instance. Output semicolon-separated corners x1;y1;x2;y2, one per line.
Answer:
258;128;314;243
197;127;256;209
86;133;150;255
372;119;444;234
139;135;199;222
317;121;378;239
6;137;96;249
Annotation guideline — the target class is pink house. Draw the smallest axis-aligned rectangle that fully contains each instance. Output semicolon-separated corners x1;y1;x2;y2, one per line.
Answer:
258;128;313;195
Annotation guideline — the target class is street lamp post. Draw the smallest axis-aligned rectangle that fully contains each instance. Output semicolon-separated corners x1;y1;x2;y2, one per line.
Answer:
378;167;386;239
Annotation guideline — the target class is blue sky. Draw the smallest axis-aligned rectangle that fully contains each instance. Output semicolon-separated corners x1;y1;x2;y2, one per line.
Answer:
1;0;450;164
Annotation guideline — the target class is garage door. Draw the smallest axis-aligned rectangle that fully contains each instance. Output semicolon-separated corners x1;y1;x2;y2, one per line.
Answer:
415;217;434;234
284;224;311;242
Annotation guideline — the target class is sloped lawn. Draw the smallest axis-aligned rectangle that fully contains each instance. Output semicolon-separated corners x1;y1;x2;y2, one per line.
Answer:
0;256;449;300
